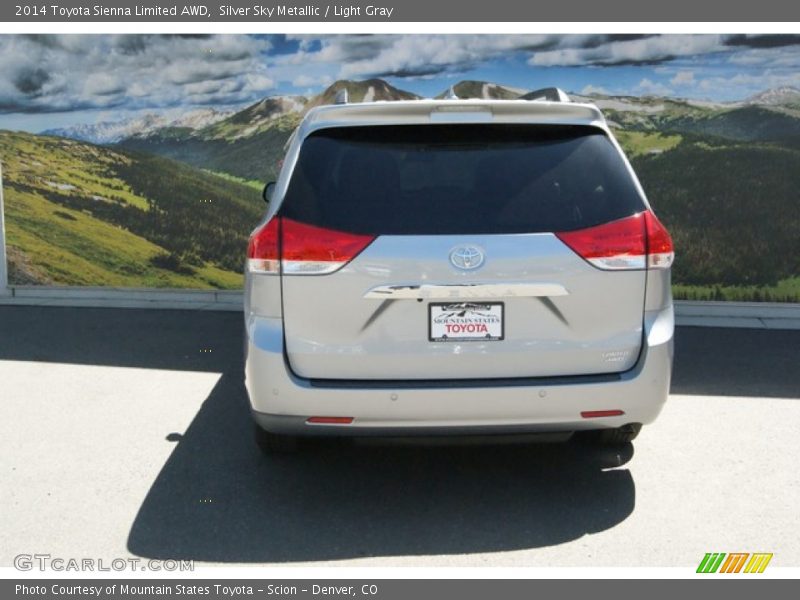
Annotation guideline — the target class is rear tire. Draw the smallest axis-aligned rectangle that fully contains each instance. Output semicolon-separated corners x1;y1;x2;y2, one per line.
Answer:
589;423;642;445
253;424;301;455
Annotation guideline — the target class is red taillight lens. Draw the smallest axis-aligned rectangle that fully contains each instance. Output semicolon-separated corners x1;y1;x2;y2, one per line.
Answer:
556;211;673;271
247;217;376;275
556;213;646;270
281;218;375;274
247;217;280;273
643;210;674;269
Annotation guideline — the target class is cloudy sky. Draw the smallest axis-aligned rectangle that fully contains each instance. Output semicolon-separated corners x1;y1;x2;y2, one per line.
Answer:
1;33;799;131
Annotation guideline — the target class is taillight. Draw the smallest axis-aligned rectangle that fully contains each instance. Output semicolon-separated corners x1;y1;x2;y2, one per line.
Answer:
247;217;280;274
247;217;376;275
555;211;673;271
643;210;674;269
281;218;375;275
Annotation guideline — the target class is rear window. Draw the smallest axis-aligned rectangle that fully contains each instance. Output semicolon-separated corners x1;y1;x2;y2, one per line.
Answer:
279;124;646;235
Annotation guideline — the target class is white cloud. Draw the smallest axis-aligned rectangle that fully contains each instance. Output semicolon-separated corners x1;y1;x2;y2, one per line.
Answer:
291;74;315;87
83;73;125;97
290;73;332;88
727;46;800;68
670;71;696;86
279;34;573;79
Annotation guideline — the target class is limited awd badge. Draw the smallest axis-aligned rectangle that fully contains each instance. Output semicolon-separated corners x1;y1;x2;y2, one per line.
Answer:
449;246;485;270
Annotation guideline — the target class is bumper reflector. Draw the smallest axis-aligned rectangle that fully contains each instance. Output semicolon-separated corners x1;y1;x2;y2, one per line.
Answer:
306;416;354;425
581;410;625;419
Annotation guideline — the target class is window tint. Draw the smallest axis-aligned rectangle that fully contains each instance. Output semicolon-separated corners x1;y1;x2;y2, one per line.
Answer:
279;124;646;235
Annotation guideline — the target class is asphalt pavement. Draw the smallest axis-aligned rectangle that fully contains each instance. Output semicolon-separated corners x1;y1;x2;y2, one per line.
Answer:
0;305;798;568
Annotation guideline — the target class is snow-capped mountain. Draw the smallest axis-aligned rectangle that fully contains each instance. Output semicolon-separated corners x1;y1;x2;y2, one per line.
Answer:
168;107;240;130
745;87;800;107
435;80;524;100
42;107;237;144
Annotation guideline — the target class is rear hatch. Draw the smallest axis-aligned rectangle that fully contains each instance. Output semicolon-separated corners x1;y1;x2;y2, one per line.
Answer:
277;124;649;381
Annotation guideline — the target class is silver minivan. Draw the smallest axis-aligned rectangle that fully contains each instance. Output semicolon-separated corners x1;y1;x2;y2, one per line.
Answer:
244;91;674;453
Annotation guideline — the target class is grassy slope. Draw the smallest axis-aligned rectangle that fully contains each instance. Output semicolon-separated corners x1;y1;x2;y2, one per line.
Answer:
614;131;683;157
673;277;800;303
1;131;260;288
202;170;263;191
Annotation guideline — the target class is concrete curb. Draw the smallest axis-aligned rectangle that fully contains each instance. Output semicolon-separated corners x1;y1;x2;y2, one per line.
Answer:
0;286;242;311
674;300;800;330
1;285;799;330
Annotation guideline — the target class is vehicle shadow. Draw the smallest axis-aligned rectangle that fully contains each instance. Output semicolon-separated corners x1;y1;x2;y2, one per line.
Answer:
126;372;635;562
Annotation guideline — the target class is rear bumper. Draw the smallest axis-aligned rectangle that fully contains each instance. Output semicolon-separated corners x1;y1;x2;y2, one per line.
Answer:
245;305;673;437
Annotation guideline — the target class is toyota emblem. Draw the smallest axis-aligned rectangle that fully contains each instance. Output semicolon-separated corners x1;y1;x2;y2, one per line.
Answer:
449;246;485;270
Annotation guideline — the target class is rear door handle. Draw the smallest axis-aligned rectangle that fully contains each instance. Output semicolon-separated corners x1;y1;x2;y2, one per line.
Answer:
363;282;569;299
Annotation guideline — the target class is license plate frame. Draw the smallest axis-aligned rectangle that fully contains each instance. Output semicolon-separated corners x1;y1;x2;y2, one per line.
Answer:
428;302;504;342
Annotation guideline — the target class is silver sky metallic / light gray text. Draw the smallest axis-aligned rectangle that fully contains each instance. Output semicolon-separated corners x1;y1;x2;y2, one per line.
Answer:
220;5;395;18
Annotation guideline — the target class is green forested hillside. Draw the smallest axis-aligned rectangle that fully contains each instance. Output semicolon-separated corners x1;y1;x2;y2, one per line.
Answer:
660;106;800;141
626;135;800;301
119;113;300;183
1;131;263;288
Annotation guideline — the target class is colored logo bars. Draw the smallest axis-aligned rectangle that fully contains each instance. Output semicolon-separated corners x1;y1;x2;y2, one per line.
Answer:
697;553;773;573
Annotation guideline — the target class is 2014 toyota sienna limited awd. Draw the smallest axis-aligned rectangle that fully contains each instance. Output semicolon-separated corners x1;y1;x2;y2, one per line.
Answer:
244;88;674;454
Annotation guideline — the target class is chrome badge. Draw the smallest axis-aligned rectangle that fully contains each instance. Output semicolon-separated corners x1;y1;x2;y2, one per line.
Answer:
449;246;485;270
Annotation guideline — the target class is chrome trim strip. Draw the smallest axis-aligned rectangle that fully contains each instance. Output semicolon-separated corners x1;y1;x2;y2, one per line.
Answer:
363;282;569;299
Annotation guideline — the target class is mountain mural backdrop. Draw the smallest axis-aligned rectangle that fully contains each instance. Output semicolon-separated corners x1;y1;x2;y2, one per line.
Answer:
2;79;800;300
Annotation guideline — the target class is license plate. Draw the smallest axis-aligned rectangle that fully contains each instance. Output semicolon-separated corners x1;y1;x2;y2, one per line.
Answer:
429;302;504;342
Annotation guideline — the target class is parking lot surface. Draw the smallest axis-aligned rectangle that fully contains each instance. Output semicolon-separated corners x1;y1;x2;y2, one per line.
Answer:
1;306;798;567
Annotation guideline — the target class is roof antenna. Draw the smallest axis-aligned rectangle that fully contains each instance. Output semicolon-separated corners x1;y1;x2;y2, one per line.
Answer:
444;86;459;100
335;88;349;104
